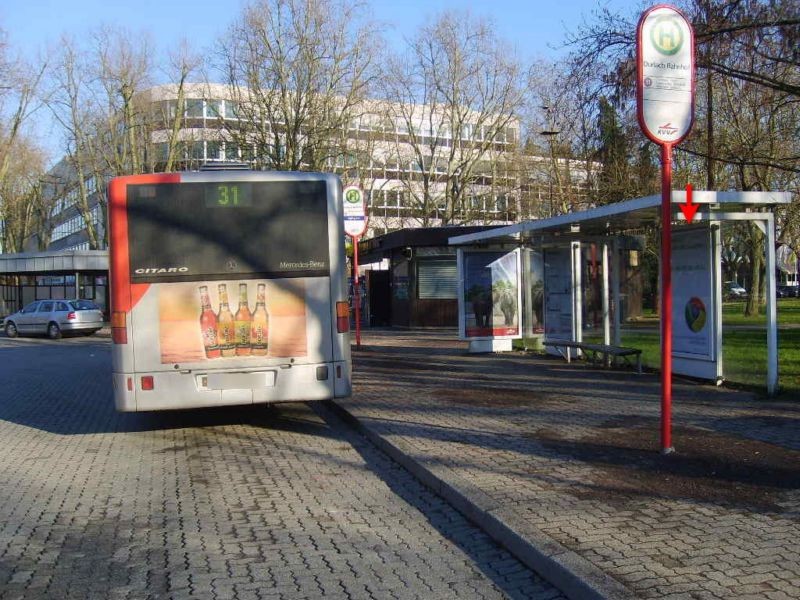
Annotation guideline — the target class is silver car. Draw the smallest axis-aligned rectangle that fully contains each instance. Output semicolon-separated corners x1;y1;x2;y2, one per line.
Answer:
3;299;104;339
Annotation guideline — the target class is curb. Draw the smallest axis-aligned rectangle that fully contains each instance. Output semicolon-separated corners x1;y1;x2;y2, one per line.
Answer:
323;400;637;600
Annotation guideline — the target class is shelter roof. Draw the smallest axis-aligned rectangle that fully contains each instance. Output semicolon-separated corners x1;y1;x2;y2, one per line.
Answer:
0;250;108;274
359;226;502;263
449;191;792;246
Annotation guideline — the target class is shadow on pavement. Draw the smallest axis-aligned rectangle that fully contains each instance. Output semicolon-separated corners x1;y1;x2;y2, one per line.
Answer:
312;401;557;600
0;337;337;437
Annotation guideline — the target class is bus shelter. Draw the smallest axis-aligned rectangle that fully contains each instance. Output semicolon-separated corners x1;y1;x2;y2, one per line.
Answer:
449;191;791;396
0;250;109;318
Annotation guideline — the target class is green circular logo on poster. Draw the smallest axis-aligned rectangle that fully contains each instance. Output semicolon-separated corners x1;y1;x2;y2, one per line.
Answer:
651;15;684;55
684;297;707;333
345;189;362;204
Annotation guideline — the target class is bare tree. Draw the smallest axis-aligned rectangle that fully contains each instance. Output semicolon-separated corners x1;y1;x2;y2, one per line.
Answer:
563;0;799;315
0;28;46;206
46;28;156;249
381;11;525;225
47;35;105;249
157;41;202;173
92;26;154;178
0;133;48;252
216;0;378;171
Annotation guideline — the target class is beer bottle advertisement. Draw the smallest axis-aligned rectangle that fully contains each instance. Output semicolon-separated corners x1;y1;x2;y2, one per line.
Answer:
198;285;221;359
250;283;269;356
235;283;252;356
156;279;308;364
216;284;236;357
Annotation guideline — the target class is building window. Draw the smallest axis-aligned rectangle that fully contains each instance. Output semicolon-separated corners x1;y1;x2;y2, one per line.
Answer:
188;141;205;160
164;100;179;119
225;101;240;119
206;141;222;160
186;99;204;118
153;143;169;162
206;99;223;119
417;259;457;299
224;142;239;161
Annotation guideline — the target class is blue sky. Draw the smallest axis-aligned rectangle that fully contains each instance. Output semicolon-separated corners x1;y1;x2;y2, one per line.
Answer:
2;0;638;160
2;0;636;65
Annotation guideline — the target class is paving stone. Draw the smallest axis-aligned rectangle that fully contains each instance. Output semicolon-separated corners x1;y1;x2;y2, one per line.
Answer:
339;329;800;600
0;335;562;599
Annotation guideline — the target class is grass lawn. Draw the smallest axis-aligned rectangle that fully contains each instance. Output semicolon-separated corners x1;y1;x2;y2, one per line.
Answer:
578;299;800;398
722;298;800;326
583;329;799;398
640;298;800;326
523;299;799;397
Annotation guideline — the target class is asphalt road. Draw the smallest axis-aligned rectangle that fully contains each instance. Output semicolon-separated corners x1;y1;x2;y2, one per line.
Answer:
0;334;563;600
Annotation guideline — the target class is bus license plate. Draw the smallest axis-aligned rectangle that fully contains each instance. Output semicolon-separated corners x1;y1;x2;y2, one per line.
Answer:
205;371;276;390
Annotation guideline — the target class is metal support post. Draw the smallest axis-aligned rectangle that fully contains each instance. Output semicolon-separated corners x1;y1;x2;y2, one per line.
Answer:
602;242;611;347
611;239;621;347
572;241;582;345
660;144;674;455
353;238;361;348
765;214;778;396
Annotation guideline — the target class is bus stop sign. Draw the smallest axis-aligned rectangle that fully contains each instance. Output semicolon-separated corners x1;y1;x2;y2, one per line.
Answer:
637;5;695;145
343;186;367;238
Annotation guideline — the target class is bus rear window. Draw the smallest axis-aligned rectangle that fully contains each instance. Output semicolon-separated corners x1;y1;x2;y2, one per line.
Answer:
126;181;331;282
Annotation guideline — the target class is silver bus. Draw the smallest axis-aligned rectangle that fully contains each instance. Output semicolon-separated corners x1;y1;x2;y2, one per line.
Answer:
108;171;351;411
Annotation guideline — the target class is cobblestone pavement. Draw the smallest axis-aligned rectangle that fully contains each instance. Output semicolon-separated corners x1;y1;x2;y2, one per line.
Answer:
0;335;564;600
341;330;800;600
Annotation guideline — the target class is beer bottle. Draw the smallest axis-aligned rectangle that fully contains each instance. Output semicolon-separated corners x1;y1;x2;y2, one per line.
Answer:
235;283;252;356
250;283;269;356
216;284;236;357
198;285;220;359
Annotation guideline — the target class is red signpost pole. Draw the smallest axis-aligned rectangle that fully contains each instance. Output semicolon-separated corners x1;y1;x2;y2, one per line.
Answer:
343;185;366;350
660;143;674;454
637;4;694;455
353;237;361;348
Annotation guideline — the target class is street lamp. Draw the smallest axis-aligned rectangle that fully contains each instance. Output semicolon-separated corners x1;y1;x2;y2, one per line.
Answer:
540;106;560;218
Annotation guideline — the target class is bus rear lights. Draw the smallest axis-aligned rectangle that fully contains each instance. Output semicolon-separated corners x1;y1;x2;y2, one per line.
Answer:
316;366;329;381
336;302;350;333
336;365;342;379
141;376;154;391
127;377;133;391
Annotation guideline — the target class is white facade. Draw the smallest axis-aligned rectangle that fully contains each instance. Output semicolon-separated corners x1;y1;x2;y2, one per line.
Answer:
39;83;596;249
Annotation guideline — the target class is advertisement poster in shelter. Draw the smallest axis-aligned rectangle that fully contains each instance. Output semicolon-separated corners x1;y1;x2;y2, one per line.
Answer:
528;250;545;335
462;250;520;339
544;247;574;340
671;227;714;361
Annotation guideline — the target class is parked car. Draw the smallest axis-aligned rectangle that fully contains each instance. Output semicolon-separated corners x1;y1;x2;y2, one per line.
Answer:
723;281;748;300
777;284;800;298
3;299;104;339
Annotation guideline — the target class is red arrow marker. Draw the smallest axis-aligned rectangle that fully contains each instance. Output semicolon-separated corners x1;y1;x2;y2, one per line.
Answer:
679;183;699;223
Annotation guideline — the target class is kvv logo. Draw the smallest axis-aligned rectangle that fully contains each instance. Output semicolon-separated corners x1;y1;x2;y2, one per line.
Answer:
650;14;684;55
657;122;679;137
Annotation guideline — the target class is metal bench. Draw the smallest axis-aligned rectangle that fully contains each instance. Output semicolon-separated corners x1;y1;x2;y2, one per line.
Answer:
543;340;642;373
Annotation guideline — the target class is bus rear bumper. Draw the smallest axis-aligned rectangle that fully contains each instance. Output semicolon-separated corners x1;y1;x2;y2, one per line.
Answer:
113;361;351;412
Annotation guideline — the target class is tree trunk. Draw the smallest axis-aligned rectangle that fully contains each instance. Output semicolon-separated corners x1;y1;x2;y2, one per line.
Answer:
744;223;763;316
